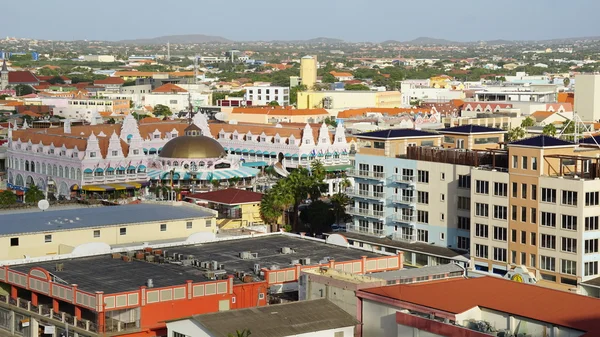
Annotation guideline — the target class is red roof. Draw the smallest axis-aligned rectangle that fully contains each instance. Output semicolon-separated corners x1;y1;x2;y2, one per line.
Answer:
360;277;600;336
8;71;39;84
94;77;125;85
187;188;263;205
152;83;187;93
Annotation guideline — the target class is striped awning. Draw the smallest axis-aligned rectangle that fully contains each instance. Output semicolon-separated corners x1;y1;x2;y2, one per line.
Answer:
82;184;114;192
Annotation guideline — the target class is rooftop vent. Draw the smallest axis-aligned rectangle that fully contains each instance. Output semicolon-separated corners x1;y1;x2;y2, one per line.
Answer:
280;247;295;254
146;279;154;288
240;251;258;259
55;263;64;272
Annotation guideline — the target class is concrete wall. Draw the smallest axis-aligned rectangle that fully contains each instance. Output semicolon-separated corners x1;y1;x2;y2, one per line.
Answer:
362;299;399;337
574;74;600;122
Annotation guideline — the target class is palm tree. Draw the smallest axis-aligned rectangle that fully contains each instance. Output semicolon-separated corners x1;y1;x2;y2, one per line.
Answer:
211;179;221;191
229;176;241;187
542;124;557;137
563;77;570;88
25;184;45;204
506;127;526;142
228;329;251;337
0;190;17;205
330;193;351;225
520;117;535;128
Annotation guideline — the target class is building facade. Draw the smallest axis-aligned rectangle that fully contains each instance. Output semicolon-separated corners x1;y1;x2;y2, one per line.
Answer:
244;85;290;106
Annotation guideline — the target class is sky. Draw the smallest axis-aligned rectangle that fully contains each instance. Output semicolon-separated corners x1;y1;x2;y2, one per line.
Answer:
3;0;599;42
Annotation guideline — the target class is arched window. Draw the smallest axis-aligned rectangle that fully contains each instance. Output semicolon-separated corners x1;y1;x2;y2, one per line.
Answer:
25;161;30;172
77;169;82;180
53;165;58;177
59;166;64;178
65;167;70;179
71;167;75;180
31;162;36;172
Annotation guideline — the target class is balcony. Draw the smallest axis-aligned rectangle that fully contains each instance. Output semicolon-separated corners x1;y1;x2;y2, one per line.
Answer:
391;213;416;224
346;188;386;201
392;174;415;184
347;169;385;180
346;224;386;237
390;195;415;205
391;232;417;243
346;207;385;219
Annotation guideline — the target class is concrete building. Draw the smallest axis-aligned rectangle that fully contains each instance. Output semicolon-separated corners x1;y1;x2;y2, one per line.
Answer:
144;83;211;113
0;203;216;261
166;299;358;337
185;189;263;229
300;56;317;89
297;91;402;110
574;74;600;122
93;77;125;93
356;276;600;337
80;55;116;63
52;98;130;122
244;85;290;106
226;107;330;124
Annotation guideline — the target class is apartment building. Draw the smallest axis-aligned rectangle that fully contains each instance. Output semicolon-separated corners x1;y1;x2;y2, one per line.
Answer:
346;126;506;266
244;85;289;106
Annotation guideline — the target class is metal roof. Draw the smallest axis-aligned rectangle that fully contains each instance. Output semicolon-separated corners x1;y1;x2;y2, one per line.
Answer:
509;135;575;148
372;263;464;281
356;129;439;139
0;204;214;236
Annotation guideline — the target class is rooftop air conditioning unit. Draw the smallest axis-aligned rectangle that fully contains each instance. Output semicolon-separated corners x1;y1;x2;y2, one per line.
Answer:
299;258;311;265
210;261;219;270
281;247;294;254
200;261;210;269
253;263;261;274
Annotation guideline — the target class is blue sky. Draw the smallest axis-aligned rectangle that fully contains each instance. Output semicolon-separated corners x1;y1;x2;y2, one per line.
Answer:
4;0;598;42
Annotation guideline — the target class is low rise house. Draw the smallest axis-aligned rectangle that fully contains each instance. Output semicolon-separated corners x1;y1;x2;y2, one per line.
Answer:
185;189;264;229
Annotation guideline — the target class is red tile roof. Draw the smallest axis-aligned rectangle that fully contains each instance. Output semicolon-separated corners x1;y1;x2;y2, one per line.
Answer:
8;71;39;84
94;77;125;85
187;188;263;205
360;277;600;336
152;83;187;93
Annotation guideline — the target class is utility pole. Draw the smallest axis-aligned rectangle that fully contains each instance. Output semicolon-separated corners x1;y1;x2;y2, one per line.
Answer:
167;42;170;62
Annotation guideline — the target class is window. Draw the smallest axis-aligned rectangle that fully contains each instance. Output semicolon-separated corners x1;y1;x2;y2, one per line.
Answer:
133;149;140;155
440;172;445;180
458;175;471;188
511;229;517;242
586;191;599;206
417;170;429;183
120;228;127;236
475;180;489;194
89;152;97;158
521;231;527;244
475;244;488;258
493;247;507;262
186;221;193;229
531;208;537;224
458;216;470;230
493;205;507;220
493;226;507;241
173;332;189;337
493;182;507;197
522;156;528;169
206;219;212;227
458;236;470;250
44;234;52;243
111;150;118;156
521;206;527;222
93;230;100;238
532;157;538;170
511;250;517;264
475;223;488;238
417;229;428;242
541;234;556;250
417;210;429;223
531;185;537;200
521;252;526;265
540;256;556;271
475;203;488;217
562;190;578;206
417;191;429;204
10;238;18;246
511;205;517;221
440;213;445;221
521;183;527;199
585;261;599;276
512;155;517;168
561;215;578;231
373;141;385;149
585;239;599;254
440;194;445;202
457;196;470;210
561;259;577;275
160;224;167;232
561;237;577;253
512;182;518;198
530;254;536;268
531;233;537;246
541;188;556;203
541;212;556;227
586;216;599;231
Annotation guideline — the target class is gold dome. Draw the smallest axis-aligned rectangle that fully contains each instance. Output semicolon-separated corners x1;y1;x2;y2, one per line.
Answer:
158;136;225;159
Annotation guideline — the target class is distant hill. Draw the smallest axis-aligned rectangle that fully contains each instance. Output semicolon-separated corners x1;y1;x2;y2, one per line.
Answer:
267;37;346;44
118;34;232;44
404;37;458;45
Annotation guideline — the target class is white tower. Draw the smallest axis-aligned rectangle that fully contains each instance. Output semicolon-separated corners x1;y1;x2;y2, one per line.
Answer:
1;59;8;90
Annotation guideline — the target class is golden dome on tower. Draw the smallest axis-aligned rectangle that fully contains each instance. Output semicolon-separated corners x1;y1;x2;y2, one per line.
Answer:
158;124;225;159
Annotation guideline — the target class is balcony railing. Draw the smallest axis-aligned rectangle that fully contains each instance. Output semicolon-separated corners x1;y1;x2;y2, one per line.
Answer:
347;169;385;180
392;232;417;243
347;207;385;219
346;188;385;200
347;224;386;237
391;213;416;224
392;174;415;183
390;195;415;205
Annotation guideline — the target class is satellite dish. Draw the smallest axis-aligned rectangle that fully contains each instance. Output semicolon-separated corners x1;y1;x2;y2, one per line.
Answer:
38;199;50;211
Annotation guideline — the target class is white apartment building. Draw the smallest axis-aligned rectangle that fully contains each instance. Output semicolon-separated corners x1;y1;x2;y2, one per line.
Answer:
574;74;600;122
244;86;290;106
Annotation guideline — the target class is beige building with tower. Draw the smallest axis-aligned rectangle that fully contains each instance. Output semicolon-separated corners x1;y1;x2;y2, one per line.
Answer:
299;55;317;89
297;90;401;110
574;74;600;122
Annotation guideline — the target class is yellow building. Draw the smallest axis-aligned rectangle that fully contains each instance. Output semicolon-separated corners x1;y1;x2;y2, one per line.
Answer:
185;188;264;229
0;202;217;261
297;90;401;110
429;75;452;89
300;55;317;89
227;107;329;124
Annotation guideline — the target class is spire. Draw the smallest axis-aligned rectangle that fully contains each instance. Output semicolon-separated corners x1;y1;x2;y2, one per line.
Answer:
1;59;7;72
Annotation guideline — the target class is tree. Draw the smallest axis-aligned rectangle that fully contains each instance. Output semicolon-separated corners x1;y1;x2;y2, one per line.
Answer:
25;184;44;204
323;116;337;127
14;84;34;96
521;117;535;128
47;76;65;85
300;200;334;234
330;192;351;225
0;190;17;205
289;84;307;106
0;94;9;100
563;77;570;87
153;104;172;117
322;73;336;83
506;127;526;142
107;118;116;124
542;124;557;137
268;101;280;107
344;83;370;91
228;329;251;337
561;120;576;141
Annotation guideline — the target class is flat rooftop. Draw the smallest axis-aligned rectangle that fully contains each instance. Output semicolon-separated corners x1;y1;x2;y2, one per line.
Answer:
372;263;464;281
11;235;381;294
0;203;214;236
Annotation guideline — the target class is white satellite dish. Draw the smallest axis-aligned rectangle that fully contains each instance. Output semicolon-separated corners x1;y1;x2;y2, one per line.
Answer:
38;199;50;212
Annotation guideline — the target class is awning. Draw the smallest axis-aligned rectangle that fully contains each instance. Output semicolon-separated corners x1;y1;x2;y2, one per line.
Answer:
95;168;104;173
128;166;136;170
108;182;145;190
284;153;292;158
325;164;353;172
106;167;115;172
138;165;147;171
107;183;127;191
269;152;276;156
235;148;241;153
71;184;80;191
84;168;93;174
242;149;249;154
301;154;308;159
242;161;268;168
292;154;299;158
82;184;115;192
249;150;256;154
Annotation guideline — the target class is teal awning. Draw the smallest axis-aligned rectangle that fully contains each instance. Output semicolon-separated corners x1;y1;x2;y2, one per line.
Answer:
242;149;249;154
242;161;268;168
249;150;256;154
128;166;136;170
325;164;353;172
270;152;276;156
106;167;115;172
292;154;299;158
284;153;292;158
94;168;103;173
84;168;93;173
301;154;308;159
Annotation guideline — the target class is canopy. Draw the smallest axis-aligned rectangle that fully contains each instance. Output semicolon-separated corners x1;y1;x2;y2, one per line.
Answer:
249;150;256;154
138;165;147;170
269;152;277;156
128;166;136;170
301;154;308;159
292;154;299;158
84;168;93;174
106;167;115;172
94;168;104;173
284;153;292;158
242;161;268;168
